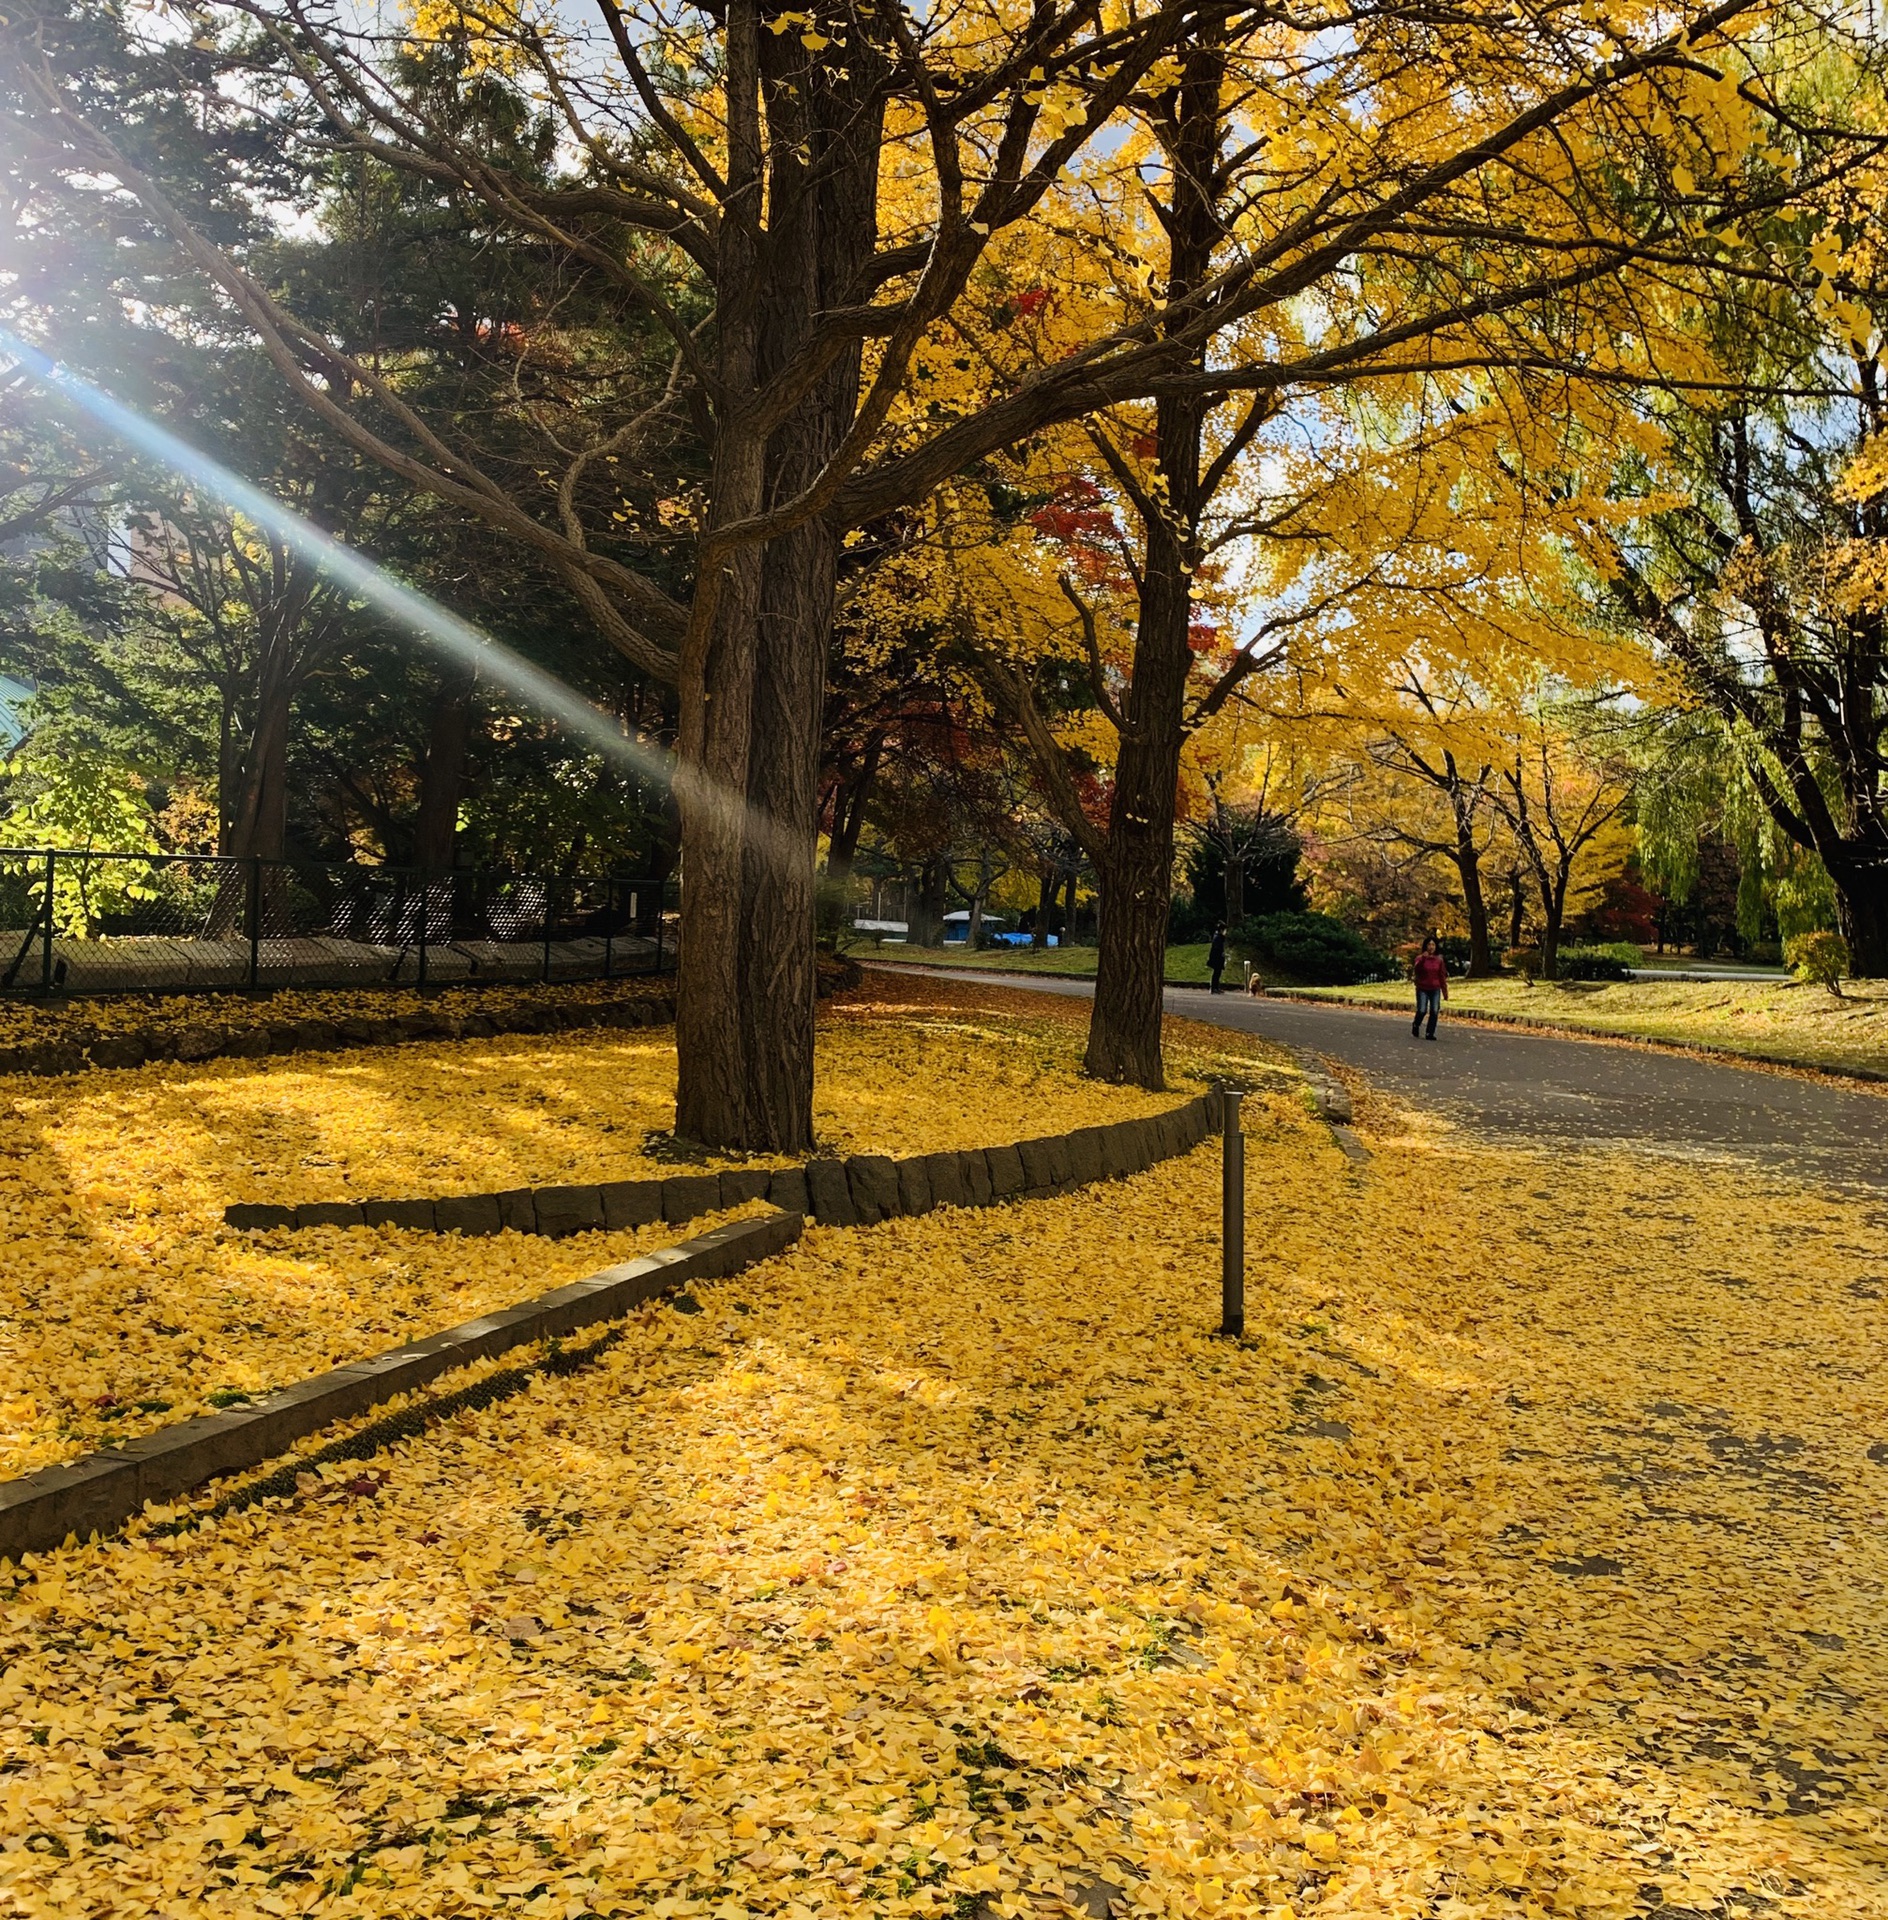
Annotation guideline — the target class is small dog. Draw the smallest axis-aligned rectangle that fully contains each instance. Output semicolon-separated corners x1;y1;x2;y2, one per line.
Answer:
1247;973;1266;997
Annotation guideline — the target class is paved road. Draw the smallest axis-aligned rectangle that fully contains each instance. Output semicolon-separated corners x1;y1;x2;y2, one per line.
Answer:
878;966;1888;1191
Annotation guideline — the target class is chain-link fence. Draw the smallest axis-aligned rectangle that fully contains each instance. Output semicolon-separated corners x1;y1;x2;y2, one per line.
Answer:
0;849;676;998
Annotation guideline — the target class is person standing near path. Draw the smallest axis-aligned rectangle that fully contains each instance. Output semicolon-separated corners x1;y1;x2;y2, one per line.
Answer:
1412;935;1449;1039
1209;923;1227;994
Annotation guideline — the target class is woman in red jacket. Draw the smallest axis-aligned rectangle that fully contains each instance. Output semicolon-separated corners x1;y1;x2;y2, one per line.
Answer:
1412;935;1449;1040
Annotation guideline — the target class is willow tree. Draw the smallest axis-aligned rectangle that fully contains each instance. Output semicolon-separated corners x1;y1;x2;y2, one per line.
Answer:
10;0;1871;1124
1587;330;1888;972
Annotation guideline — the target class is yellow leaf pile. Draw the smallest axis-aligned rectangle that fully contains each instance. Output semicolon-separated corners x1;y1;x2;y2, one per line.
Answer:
0;984;1189;1475
3;1049;1884;1917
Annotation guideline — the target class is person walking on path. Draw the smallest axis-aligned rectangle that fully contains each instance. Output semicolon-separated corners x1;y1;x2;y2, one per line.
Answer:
1412;935;1449;1039
1209;923;1228;994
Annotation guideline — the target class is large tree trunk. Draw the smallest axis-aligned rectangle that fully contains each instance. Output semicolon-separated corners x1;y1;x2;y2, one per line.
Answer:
221;566;324;865
966;851;991;948
1831;857;1888;977
1224;853;1245;926
1538;871;1568;980
1085;549;1191;1085
1082;39;1222;1089
414;663;476;871
223;663;293;861
1088;808;1175;1082
910;856;948;948
1454;835;1494;977
672;1;880;1150
1444;766;1494;976
675;505;835;1150
824;737;882;890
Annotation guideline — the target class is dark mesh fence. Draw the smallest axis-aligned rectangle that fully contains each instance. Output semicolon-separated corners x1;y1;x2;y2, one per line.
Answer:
0;849;674;998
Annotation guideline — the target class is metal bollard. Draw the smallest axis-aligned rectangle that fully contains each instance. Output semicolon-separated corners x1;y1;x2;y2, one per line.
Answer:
1220;1086;1245;1337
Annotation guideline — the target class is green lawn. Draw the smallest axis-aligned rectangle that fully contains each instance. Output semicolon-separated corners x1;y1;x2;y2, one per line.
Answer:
1300;974;1888;1079
857;941;1222;984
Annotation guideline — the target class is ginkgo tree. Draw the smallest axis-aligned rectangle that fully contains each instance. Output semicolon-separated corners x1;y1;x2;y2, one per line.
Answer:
857;1;1877;1085
8;0;1879;1131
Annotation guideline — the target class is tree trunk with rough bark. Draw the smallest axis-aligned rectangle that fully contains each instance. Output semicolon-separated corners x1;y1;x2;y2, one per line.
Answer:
414;663;476;872
1831;856;1888;977
673;1;882;1150
1085;546;1192;1085
1033;860;1056;948
966;851;991;949
1453;831;1494;976
1082;40;1222;1089
223;683;291;862
676;509;838;1150
823;738;882;892
1538;870;1569;980
909;856;947;948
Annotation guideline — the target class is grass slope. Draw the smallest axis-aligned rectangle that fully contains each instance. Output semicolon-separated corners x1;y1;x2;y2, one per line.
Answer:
853;941;1227;984
1303;973;1888;1078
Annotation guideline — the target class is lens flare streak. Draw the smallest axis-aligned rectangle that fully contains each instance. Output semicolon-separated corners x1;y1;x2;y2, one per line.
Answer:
0;327;672;784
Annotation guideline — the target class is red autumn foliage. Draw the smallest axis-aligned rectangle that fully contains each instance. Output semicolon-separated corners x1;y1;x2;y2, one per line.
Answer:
1028;477;1118;547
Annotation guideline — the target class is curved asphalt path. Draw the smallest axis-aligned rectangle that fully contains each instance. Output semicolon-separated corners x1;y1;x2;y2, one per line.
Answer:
876;966;1888;1192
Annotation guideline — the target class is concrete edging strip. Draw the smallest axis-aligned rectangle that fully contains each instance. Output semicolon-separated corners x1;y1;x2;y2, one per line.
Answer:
30;1095;1218;1558
0;1210;802;1564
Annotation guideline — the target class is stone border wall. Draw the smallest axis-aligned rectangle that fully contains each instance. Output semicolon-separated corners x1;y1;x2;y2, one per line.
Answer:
0;1211;801;1564
225;1091;1222;1237
10;1090;1220;1562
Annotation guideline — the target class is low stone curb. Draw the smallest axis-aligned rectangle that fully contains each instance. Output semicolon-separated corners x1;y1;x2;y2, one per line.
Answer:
0;1210;801;1564
1279;1046;1370;1164
225;1092;1222;1237
0;985;678;1081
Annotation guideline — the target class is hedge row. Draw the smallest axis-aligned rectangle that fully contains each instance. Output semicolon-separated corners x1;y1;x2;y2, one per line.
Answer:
0;987;679;1080
0;953;862;1081
227;1091;1223;1237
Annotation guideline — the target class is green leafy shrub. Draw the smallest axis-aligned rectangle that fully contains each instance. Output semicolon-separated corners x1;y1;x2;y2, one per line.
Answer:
1236;911;1391;985
0;749;161;936
1786;929;1849;996
1558;943;1640;981
1504;947;1541;982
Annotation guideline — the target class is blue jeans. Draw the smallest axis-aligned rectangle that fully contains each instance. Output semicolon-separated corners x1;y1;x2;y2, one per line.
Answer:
1414;988;1441;1036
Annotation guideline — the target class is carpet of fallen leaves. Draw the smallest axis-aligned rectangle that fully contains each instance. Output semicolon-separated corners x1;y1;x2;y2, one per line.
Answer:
0;986;1190;1476
3;1062;1885;1919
